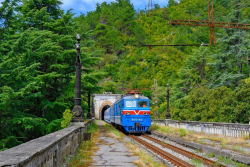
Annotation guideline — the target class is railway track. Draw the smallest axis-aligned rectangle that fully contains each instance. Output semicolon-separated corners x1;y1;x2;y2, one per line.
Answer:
106;121;227;167
142;135;227;167
129;134;194;167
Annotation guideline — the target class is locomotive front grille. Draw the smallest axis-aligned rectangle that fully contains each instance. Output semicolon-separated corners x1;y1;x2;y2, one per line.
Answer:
128;126;146;131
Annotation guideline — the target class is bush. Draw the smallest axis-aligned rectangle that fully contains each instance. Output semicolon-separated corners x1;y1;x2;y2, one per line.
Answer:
61;109;74;128
178;128;186;137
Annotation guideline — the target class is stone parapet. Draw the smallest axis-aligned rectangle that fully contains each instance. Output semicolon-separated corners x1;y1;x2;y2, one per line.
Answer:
0;118;94;167
152;119;250;138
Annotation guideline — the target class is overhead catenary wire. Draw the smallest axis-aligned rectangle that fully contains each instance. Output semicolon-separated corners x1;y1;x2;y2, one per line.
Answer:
165;0;250;53
155;0;248;47
175;0;250;48
153;0;218;45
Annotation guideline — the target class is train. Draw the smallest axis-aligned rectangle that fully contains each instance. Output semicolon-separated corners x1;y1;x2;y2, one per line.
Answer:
104;91;151;133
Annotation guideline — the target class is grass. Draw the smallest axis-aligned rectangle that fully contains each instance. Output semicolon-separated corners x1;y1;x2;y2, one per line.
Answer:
204;152;215;158
232;145;245;153
178;128;187;137
149;123;160;131
149;124;191;138
68;121;99;167
127;142;166;167
104;123;124;138
189;158;204;167
216;155;248;167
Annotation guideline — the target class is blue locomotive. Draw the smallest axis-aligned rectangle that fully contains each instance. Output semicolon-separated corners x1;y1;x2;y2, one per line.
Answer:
104;92;151;133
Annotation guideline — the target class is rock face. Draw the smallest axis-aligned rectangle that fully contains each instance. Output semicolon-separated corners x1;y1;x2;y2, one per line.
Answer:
0;119;94;167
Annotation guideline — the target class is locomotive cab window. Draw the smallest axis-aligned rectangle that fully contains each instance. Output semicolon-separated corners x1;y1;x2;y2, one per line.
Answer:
125;100;136;107
138;101;148;107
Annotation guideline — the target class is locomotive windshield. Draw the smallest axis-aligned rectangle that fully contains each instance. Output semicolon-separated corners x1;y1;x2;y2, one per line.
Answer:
125;100;136;107
138;101;148;107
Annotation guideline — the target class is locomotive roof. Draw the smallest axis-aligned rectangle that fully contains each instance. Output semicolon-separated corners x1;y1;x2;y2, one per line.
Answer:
122;95;149;100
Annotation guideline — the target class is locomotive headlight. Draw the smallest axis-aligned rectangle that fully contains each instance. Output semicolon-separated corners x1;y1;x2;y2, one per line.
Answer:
135;94;139;99
144;112;148;115
126;112;131;115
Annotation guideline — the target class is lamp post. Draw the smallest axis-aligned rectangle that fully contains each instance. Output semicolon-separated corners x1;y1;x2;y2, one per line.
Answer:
87;90;92;119
71;34;84;122
166;83;171;120
92;95;95;118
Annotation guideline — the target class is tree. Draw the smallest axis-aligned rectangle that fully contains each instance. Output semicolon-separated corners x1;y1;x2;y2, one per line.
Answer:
208;1;250;88
167;0;178;8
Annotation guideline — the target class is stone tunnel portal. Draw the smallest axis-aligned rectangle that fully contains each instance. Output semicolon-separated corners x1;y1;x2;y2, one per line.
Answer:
101;105;110;120
93;93;122;119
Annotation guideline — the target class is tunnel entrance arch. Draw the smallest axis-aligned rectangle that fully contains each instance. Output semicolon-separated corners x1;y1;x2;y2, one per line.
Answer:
93;93;122;119
99;101;113;120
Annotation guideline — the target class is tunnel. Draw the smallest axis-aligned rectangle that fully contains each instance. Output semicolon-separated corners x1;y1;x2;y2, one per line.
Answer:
101;105;110;120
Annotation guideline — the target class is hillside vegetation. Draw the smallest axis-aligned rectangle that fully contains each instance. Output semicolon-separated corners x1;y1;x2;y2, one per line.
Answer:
0;0;250;150
79;0;250;123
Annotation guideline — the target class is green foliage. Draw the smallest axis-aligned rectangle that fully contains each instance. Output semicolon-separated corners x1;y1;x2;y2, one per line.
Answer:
45;119;63;134
205;152;215;158
0;136;22;151
86;121;98;133
2;0;250;151
0;0;102;151
104;123;124;138
190;158;204;167
171;77;250;123
149;123;160;131
178;129;187;137
76;0;250;123
61;109;74;128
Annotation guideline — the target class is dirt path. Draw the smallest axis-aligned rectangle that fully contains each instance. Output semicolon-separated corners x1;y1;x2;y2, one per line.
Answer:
91;121;139;167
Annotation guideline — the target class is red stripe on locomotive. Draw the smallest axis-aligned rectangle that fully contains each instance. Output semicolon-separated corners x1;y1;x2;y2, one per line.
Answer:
123;110;150;115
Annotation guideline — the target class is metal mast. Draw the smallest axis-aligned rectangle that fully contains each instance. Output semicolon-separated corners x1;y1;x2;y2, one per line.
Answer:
72;34;84;122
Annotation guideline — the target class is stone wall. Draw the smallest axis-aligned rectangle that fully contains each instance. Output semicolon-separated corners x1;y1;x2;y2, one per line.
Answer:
0;119;94;167
153;119;250;138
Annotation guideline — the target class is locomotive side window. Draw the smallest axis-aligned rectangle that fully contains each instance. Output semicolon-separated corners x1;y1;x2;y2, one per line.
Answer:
138;101;148;107
125;100;136;107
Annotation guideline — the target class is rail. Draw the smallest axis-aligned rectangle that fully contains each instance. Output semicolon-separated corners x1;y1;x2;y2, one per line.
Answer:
129;135;194;167
143;135;226;167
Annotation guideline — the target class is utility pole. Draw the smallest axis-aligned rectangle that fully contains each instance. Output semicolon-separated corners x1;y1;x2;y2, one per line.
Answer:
148;0;153;17
166;83;171;120
153;78;158;119
71;34;84;122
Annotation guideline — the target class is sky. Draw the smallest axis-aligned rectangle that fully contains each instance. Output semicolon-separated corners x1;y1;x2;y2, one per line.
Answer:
61;0;169;15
